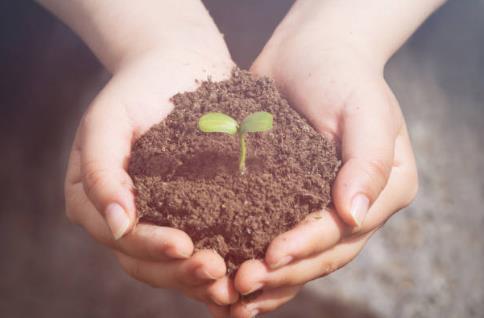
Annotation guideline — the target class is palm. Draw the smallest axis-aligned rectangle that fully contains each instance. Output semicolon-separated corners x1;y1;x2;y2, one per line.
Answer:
259;47;400;138
227;46;418;317
65;49;238;309
254;45;414;251
96;52;234;138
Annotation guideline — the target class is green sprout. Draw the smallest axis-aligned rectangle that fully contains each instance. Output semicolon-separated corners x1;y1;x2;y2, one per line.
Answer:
198;111;273;173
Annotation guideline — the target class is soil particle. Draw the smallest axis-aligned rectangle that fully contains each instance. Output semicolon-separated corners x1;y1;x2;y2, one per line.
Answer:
128;69;340;273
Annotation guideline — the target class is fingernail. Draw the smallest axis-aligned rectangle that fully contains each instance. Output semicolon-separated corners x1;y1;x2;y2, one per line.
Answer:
195;266;217;280
165;246;192;259
105;203;130;240
269;255;293;270
350;194;370;226
242;283;263;296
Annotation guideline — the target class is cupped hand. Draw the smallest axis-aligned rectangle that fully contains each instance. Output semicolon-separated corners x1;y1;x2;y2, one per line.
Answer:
65;46;240;308
229;24;418;318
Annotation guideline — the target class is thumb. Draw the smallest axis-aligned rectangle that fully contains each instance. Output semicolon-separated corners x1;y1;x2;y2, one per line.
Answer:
80;97;136;240
333;87;398;227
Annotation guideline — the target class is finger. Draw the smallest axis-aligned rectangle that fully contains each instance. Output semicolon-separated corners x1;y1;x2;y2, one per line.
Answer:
116;252;179;289
175;249;227;285
80;84;136;240
206;303;230;318
230;285;302;318
68;183;194;260
173;250;227;286
333;83;399;227
235;232;372;294
116;249;226;290
66;143;122;245
264;124;417;269
66;151;194;260
360;125;418;231
205;276;239;306
119;224;194;260
184;277;237;309
264;209;350;270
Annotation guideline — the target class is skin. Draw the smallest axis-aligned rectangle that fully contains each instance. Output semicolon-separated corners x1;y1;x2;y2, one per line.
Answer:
229;0;446;316
39;0;239;308
37;0;446;317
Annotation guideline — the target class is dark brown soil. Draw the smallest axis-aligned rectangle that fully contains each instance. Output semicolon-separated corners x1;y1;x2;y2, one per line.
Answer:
128;69;340;273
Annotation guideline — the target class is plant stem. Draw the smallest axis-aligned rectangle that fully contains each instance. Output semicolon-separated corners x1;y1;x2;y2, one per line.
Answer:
239;132;247;173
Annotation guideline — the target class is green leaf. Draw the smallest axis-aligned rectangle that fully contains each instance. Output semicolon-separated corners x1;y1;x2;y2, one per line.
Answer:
198;112;238;135
239;111;273;134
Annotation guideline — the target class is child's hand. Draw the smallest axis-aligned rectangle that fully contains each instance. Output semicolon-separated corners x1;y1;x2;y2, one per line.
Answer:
231;50;417;318
42;0;241;312
226;0;449;315
65;49;239;308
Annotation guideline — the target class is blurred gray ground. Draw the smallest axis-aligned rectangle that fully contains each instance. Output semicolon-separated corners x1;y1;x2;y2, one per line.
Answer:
0;1;483;317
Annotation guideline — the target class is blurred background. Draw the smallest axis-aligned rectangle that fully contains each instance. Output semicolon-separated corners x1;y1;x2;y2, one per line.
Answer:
1;1;483;317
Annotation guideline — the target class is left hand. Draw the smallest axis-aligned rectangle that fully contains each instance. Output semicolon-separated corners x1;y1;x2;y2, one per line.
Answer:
228;13;419;318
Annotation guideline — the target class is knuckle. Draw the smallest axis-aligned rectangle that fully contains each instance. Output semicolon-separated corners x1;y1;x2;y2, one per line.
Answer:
365;159;391;185
174;264;195;286
207;288;226;306
124;260;141;280
285;276;300;286
320;260;340;277
81;161;132;205
82;163;109;197
121;259;157;287
83;164;103;186
140;226;170;259
270;237;289;255
280;271;303;286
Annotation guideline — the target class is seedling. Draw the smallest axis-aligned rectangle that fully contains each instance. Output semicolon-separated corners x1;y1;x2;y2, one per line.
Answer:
198;111;273;173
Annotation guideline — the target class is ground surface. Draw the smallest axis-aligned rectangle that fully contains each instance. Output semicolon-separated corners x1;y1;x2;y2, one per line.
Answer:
0;1;483;317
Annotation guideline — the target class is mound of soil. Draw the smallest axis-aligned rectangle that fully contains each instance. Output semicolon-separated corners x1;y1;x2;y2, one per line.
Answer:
128;69;340;273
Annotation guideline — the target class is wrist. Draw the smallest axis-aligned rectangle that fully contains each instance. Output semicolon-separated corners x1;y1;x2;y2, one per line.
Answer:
262;3;388;71
265;0;446;68
111;43;234;84
38;0;230;73
256;23;386;80
108;24;231;74
91;9;229;73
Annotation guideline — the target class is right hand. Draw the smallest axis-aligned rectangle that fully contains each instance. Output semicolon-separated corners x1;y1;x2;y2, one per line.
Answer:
64;45;239;311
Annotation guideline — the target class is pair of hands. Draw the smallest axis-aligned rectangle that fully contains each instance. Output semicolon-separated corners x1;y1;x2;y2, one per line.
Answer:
65;4;418;318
